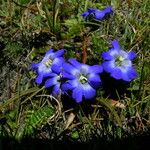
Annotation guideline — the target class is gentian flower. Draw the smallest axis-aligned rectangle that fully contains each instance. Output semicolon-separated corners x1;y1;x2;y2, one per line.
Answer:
44;65;64;96
31;49;65;84
62;58;103;103
81;6;113;21
102;40;138;81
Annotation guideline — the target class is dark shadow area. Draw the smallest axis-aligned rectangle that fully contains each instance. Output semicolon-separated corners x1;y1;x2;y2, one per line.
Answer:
100;72;130;99
0;131;150;150
30;32;52;49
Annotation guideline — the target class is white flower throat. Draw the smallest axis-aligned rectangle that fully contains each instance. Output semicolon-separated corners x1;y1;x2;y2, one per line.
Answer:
45;59;53;67
79;74;88;84
115;56;125;66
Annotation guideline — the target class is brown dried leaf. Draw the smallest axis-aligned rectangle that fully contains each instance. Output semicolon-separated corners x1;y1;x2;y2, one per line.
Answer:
65;112;76;130
111;100;126;109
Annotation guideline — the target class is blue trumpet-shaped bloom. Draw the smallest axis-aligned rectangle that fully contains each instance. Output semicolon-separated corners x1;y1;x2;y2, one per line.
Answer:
81;6;113;21
44;67;63;97
102;40;138;81
62;59;103;103
31;49;65;84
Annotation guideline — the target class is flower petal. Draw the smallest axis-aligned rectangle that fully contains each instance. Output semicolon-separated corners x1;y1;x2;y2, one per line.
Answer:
103;6;113;14
55;49;65;57
90;65;103;73
45;48;54;55
61;82;75;91
62;72;76;79
53;57;64;66
80;64;90;75
31;63;39;70
111;68;122;80
68;58;81;69
102;52;113;60
128;51;136;60
128;67;138;80
44;72;56;77
42;72;55;78
109;49;120;57
121;60;132;71
61;79;78;95
122;67;138;81
94;10;105;20
45;77;57;88
51;64;61;74
88;8;96;12
52;84;60;96
81;6;112;21
38;63;51;73
67;79;79;88
102;61;115;73
35;74;43;84
63;62;79;75
88;74;101;88
81;12;89;17
72;87;83;103
119;50;128;59
111;40;120;50
121;72;130;81
82;84;96;99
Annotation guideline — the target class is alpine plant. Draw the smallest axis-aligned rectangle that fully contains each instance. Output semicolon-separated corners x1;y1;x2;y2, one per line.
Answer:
81;6;113;21
62;58;103;103
31;49;65;84
102;40;138;81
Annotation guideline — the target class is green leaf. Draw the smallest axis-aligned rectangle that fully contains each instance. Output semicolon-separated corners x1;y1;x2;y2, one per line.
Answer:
64;18;83;38
97;98;122;127
24;106;55;136
71;130;79;139
0;87;41;110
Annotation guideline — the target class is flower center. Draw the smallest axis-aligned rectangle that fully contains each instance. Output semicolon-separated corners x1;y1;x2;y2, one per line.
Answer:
79;74;88;84
57;74;62;82
45;59;53;67
115;56;125;66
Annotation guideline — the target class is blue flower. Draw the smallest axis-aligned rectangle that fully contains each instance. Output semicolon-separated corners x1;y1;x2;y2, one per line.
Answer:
31;49;65;84
102;40;138;81
44;56;65;96
62;59;103;103
44;69;63;97
81;6;113;21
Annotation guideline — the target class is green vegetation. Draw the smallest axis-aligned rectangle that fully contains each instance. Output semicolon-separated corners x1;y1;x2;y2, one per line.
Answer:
0;0;150;149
